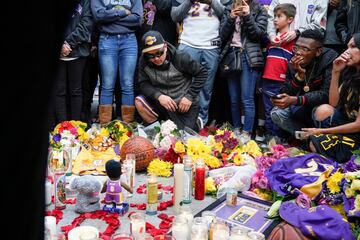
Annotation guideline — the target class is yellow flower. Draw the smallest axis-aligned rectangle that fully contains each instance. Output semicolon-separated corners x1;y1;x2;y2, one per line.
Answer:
345;187;355;198
351;179;360;191
355;195;360;211
147;158;173;177
100;128;110;137
203;154;221;168
174;141;185;154
242;140;262;157
77;128;85;136
205;177;217;194
214;142;223;152
216;129;224;135
119;134;129;148
233;153;244;166
78;132;89;142
326;171;344;194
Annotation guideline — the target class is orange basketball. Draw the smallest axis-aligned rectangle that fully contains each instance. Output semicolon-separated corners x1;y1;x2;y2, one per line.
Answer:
268;222;310;240
120;136;155;172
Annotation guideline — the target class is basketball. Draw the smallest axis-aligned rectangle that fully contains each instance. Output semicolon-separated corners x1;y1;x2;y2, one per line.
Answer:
120;136;155;172
268;222;310;240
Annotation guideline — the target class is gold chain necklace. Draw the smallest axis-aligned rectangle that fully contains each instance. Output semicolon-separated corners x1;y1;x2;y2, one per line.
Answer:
303;62;316;93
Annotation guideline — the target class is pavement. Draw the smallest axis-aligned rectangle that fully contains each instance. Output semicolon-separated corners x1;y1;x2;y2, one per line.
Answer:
48;173;217;236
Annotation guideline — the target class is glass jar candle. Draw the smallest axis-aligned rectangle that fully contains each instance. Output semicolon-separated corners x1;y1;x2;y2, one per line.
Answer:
111;233;134;240
195;159;205;200
153;235;175;240
183;155;193;204
212;220;230;240
171;215;189;240
191;217;208;240
146;174;158;215
226;188;237;206
179;205;194;231
130;213;146;239
229;226;250;240
247;231;265;240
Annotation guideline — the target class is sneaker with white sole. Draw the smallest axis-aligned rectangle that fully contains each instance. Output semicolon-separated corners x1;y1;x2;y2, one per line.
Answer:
239;132;251;145
255;126;266;142
196;117;204;131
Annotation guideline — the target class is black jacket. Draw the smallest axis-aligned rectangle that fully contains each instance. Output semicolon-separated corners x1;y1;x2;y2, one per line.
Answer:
138;44;207;103
219;1;268;68
335;0;360;44
64;0;93;58
141;0;178;46
281;48;338;107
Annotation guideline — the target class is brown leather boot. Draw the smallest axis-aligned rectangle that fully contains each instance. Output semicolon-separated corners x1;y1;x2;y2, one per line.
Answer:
121;105;135;123
99;105;113;124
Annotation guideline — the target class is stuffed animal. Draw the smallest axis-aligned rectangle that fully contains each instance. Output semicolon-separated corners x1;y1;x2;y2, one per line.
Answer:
70;175;102;213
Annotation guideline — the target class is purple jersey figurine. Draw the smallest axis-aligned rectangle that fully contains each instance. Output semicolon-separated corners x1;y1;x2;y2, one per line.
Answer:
104;179;124;205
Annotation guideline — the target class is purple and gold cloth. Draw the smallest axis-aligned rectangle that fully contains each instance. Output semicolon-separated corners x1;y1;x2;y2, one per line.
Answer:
280;201;355;240
266;154;337;199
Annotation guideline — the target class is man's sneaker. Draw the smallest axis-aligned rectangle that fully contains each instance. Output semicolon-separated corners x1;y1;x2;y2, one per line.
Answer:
255;126;266;142
196;117;204;131
239;132;251;145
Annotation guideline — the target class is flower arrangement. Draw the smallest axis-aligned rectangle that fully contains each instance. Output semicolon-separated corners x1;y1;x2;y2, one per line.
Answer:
343;170;360;217
50;121;88;150
147;158;173;177
205;177;217;196
105;120;132;144
153;120;179;150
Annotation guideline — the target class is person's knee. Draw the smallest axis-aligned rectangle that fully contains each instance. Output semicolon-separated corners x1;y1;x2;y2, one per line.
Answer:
313;104;334;121
309;141;317;153
270;108;289;125
135;96;158;124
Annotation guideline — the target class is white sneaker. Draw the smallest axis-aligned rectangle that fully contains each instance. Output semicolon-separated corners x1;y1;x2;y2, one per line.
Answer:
239;132;251;144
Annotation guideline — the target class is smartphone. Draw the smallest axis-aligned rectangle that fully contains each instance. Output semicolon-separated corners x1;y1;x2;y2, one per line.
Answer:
262;90;281;99
235;0;242;7
295;131;308;140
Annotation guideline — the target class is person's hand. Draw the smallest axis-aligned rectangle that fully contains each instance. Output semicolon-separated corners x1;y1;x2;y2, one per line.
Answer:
281;30;297;43
290;55;306;80
158;95;178;112
302;128;322;137
271;93;297;109
178;97;192;113
125;9;131;15
60;43;72;57
332;51;349;73
238;0;250;16
330;0;340;8
269;35;282;46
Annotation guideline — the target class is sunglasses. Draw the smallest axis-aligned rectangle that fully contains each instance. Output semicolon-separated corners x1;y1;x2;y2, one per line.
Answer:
145;49;165;60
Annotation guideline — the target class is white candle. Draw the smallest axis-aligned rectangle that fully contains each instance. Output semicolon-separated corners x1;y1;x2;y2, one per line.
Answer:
213;229;230;240
45;180;52;206
172;223;189;240
174;161;184;214
44;216;56;238
131;218;146;238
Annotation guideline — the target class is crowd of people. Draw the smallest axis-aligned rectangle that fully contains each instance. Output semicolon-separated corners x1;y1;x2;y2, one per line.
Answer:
50;0;360;163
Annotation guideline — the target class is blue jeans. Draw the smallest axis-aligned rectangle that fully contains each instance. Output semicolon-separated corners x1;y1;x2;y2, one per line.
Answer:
271;105;314;135
178;44;220;125
98;33;138;106
260;78;282;136
312;106;348;128
227;53;259;132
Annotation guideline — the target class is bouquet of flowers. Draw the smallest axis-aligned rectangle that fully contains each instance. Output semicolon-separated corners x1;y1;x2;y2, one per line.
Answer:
105;120;132;145
50;121;88;150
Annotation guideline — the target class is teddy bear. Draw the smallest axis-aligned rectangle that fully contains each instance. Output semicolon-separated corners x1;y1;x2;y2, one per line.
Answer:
70;175;102;213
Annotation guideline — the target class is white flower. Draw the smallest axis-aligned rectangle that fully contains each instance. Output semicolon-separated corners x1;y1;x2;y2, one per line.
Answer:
153;133;160;148
160;120;177;136
159;135;176;151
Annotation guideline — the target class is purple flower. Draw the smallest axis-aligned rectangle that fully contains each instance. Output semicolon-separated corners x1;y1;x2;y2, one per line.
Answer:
53;134;61;142
342;155;360;172
258;177;269;189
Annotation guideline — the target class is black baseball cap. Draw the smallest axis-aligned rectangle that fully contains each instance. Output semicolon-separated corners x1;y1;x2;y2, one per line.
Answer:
142;30;165;53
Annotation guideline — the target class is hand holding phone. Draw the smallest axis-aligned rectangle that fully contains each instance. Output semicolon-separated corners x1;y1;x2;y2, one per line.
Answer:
261;89;280;99
295;131;308;140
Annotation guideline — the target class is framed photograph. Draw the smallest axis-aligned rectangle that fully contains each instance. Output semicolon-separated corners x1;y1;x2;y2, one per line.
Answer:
195;193;279;237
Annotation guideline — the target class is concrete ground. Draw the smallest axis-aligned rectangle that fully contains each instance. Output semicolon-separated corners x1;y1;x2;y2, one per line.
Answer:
49;173;217;236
